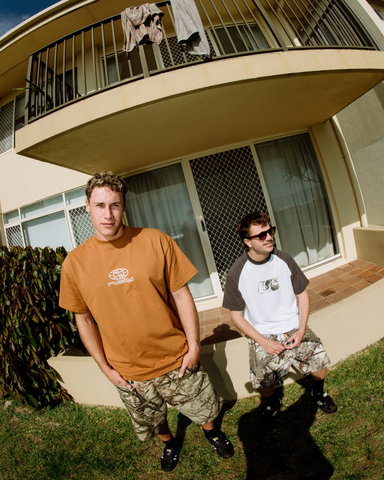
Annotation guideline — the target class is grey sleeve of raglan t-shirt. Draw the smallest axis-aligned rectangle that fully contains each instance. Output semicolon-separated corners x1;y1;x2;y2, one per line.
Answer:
274;249;309;294
222;253;248;311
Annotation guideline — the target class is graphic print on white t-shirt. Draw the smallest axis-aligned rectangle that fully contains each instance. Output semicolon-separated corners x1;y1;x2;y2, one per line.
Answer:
258;278;279;294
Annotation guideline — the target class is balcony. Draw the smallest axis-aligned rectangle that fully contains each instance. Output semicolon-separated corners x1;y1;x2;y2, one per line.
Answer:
15;0;384;174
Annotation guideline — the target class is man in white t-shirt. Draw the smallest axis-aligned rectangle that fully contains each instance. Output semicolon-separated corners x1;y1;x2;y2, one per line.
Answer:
223;212;337;429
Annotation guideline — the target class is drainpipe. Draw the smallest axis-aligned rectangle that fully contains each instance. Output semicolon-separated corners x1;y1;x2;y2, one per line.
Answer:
331;115;368;227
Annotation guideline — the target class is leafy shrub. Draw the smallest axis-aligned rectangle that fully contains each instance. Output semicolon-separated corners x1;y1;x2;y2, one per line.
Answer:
0;245;79;409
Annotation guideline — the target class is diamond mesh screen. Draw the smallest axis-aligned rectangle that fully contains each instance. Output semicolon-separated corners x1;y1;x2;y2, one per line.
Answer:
0;101;14;155
190;146;269;289
5;225;23;248
159;34;216;68
68;206;94;247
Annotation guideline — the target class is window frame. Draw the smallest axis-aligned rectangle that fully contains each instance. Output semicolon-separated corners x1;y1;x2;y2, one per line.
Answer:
2;187;90;251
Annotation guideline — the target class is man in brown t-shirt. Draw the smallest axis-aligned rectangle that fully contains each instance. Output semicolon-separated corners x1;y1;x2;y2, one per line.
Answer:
59;171;234;472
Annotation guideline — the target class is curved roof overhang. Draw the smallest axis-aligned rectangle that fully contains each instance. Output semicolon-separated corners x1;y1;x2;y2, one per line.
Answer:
15;48;384;175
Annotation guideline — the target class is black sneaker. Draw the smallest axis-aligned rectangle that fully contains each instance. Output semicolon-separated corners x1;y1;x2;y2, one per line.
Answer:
207;431;234;459
311;390;337;415
160;443;181;472
257;397;282;430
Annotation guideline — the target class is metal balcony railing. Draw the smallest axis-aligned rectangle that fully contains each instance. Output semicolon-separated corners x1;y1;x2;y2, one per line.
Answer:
25;0;377;124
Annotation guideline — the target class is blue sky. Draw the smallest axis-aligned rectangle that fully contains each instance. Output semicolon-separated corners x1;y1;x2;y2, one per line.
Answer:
0;0;59;37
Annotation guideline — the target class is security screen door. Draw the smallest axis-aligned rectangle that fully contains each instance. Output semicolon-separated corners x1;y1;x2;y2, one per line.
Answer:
123;164;214;300
189;146;270;290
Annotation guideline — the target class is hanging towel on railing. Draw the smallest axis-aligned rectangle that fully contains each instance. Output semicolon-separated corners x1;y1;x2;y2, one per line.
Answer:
170;0;210;55
121;3;164;52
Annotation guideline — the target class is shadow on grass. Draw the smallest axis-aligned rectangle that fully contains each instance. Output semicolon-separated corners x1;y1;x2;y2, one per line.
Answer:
238;377;334;480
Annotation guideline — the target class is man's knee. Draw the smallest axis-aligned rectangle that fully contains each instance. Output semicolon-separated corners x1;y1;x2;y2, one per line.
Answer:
311;367;327;380
258;386;275;398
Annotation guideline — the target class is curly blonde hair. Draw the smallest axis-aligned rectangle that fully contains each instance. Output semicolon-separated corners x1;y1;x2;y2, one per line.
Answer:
86;171;127;202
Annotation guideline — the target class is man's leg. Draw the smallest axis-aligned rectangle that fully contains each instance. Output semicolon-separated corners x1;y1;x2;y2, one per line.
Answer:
159;364;234;459
310;367;337;414
157;421;182;473
290;326;337;415
256;386;282;430
115;380;182;473
157;422;172;442
248;337;287;430
311;366;327;381
201;420;234;459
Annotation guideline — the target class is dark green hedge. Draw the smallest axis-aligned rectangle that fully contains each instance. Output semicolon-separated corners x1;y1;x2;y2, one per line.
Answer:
0;245;79;409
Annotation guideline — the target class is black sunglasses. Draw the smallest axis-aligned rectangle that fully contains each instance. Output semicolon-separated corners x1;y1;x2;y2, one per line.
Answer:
246;226;276;241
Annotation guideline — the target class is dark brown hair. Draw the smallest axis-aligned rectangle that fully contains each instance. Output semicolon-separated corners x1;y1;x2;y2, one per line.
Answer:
86;171;127;202
237;212;270;242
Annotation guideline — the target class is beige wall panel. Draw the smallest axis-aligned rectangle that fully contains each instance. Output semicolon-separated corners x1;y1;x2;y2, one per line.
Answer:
354;227;384;265
336;82;384;154
0;151;90;212
336;81;384;226
350;138;384;225
311;121;361;260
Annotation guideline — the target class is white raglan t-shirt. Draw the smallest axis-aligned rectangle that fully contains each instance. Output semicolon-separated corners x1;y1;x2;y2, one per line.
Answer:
223;249;309;335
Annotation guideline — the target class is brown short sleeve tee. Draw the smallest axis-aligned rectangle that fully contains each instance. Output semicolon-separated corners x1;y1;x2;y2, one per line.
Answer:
59;227;198;381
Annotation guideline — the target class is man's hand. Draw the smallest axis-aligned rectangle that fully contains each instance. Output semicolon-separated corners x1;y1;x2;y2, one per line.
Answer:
178;349;200;378
103;365;132;388
284;330;304;350
261;338;286;356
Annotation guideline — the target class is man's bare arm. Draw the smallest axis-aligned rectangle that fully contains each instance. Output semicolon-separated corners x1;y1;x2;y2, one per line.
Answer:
230;310;286;356
171;284;201;378
75;312;129;387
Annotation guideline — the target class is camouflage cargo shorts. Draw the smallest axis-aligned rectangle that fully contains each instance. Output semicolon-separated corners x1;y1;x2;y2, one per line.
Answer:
116;362;223;441
248;326;331;389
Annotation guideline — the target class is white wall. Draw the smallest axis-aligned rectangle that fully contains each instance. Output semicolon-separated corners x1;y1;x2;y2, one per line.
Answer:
0;150;90;213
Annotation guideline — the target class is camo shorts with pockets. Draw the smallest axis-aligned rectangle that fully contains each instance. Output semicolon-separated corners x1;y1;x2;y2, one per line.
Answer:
248;326;331;389
116;361;223;441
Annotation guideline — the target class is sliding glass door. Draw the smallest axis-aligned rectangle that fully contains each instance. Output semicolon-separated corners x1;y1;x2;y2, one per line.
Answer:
255;133;338;268
124;163;214;300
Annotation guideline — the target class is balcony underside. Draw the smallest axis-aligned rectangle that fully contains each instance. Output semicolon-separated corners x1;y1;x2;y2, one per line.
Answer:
16;49;384;175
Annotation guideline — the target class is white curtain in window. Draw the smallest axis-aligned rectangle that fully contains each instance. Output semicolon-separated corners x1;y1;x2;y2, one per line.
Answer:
22;211;72;252
256;133;337;268
239;25;269;50
124;164;214;299
106;57;123;85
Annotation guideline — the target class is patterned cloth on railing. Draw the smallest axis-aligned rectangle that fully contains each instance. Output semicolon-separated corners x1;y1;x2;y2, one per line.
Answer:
171;0;210;55
121;3;164;52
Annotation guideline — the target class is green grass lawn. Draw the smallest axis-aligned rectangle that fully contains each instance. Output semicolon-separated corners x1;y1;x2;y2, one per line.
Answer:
1;338;383;480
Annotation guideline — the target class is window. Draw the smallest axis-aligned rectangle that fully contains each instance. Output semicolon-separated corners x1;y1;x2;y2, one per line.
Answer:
212;24;269;55
0;100;14;155
103;47;158;86
28;57;79;119
124;164;215;300
15;94;25;132
255;133;338;268
0;95;26;154
307;0;374;47
3;187;94;251
373;7;384;20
